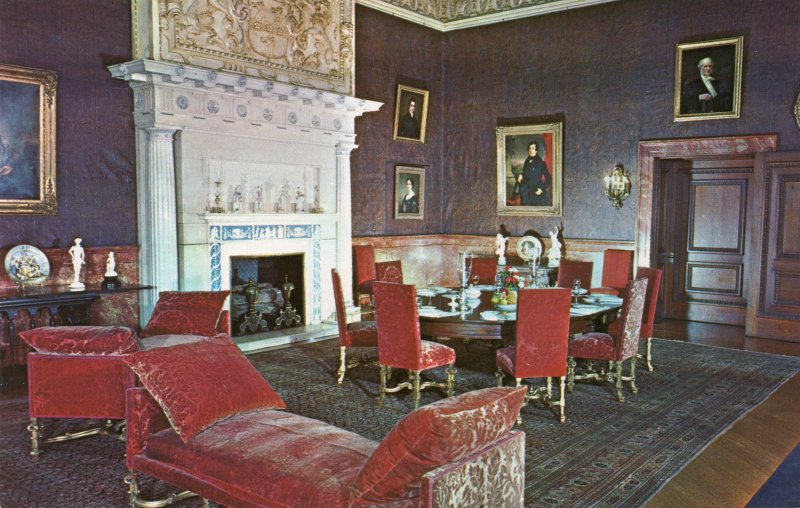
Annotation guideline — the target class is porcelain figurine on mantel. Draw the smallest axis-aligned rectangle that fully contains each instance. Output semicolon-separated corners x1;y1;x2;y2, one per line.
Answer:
548;226;562;267
102;251;120;289
68;238;86;291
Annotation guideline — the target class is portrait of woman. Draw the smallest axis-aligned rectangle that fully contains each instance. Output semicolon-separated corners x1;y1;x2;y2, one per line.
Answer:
394;165;424;220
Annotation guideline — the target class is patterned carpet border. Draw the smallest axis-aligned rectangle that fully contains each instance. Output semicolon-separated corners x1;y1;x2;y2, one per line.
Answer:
1;338;799;507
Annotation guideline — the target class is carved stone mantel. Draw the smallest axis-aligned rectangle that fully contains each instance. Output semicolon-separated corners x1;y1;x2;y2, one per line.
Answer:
109;60;381;326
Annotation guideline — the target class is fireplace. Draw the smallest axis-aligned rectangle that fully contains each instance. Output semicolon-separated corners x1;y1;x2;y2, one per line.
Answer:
108;60;381;334
230;254;304;336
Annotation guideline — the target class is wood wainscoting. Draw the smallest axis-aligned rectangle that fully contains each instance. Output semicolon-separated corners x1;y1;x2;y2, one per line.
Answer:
353;235;634;289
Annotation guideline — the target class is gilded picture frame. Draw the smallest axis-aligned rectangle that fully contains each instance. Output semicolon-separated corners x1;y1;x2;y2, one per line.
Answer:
674;36;743;122
393;85;429;143
394;165;425;220
0;63;57;215
496;122;563;216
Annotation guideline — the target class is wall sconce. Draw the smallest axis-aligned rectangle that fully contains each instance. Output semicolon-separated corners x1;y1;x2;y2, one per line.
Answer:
603;163;631;209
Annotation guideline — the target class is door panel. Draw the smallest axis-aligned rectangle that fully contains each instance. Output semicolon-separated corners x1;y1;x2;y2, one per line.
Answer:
748;152;800;340
665;157;753;325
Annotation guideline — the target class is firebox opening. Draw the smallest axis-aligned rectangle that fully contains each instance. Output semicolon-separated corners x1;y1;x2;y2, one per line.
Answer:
230;254;304;336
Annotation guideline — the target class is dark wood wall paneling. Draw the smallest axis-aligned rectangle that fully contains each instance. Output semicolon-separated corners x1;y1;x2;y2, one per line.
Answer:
353;0;800;240
0;0;136;249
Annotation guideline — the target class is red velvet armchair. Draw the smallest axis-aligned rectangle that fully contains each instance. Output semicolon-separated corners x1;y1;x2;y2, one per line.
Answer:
470;257;497;285
567;278;648;402
495;287;571;422
353;244;377;306
592;249;634;297
375;260;404;284
556;259;594;292
373;282;456;408
123;336;527;507
332;269;378;384
19;291;230;456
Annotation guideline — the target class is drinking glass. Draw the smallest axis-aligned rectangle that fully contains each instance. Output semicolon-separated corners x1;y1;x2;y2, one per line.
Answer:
571;279;582;301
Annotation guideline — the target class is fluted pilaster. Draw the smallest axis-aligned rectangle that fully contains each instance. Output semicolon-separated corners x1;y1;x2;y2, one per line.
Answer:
336;142;356;308
138;127;180;324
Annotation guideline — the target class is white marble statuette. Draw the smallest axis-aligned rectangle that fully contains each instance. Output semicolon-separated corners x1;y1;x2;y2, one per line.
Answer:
68;238;86;291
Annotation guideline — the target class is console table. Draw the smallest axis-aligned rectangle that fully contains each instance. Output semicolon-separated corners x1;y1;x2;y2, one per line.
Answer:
0;284;150;388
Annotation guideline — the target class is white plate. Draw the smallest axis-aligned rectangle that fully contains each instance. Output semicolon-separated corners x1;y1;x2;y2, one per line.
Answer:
4;244;50;285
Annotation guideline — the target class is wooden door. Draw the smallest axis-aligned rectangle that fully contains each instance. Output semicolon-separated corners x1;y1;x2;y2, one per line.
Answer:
747;151;800;341
658;157;754;325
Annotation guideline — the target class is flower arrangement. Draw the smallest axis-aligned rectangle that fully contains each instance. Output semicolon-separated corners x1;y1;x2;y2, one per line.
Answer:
491;267;526;305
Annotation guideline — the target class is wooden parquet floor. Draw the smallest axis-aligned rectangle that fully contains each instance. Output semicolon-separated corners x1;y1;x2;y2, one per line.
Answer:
647;320;800;507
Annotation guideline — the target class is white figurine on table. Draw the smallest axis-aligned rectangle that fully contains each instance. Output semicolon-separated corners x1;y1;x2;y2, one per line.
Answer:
495;233;507;266
69;238;86;290
548;227;562;267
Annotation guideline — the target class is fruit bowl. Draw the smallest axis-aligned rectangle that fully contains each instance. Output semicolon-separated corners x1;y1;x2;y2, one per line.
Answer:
495;303;516;312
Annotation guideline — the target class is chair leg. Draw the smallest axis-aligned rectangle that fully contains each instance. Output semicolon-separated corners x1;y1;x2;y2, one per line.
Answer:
629;357;638;394
124;471;140;508
557;376;566;423
495;369;505;387
646;337;654;371
378;365;388;407
445;365;456;397
337;346;347;385
615;361;625;402
28;418;41;457
545;376;553;400
411;370;421;409
567;357;576;393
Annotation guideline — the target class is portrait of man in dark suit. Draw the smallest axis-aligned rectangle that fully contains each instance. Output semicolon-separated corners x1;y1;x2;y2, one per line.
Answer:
674;37;743;121
393;85;429;143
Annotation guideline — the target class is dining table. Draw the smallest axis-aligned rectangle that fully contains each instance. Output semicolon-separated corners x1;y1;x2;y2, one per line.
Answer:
415;286;623;344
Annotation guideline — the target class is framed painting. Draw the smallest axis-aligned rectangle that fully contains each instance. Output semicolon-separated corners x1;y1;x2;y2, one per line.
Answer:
393;84;429;143
496;122;563;216
0;63;57;215
674;36;743;122
394;165;424;220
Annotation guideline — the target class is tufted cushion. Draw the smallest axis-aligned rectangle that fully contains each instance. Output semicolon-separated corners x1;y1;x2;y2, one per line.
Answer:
141;291;230;338
19;326;139;355
124;335;285;442
351;386;526;504
568;332;616;360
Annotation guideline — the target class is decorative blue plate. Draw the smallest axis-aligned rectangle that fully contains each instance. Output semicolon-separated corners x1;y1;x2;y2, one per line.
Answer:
4;244;50;285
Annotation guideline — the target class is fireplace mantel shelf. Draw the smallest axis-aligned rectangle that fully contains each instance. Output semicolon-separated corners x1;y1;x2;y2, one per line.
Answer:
201;212;337;225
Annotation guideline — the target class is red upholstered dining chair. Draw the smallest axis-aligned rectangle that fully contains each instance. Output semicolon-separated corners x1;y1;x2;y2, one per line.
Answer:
495;287;571;422
470;257;497;285
353;244;377;306
373;281;456;408
375;260;403;284
331;269;378;384
19;291;230;456
592;249;634;298
567;277;648;402
636;266;662;371
556;259;594;292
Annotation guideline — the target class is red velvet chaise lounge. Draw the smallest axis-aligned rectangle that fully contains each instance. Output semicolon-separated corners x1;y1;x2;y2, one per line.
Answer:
123;336;527;507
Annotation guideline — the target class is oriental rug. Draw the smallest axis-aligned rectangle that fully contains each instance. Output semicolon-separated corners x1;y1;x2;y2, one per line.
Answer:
1;338;799;508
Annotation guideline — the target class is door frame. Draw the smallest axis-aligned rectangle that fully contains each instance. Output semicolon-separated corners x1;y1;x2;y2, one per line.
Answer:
636;134;778;271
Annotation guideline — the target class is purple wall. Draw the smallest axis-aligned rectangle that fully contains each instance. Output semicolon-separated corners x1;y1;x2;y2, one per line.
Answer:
353;6;444;236
354;0;800;240
0;0;136;249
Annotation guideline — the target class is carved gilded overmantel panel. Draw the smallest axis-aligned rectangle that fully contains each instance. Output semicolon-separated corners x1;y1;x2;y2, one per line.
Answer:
133;0;354;94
